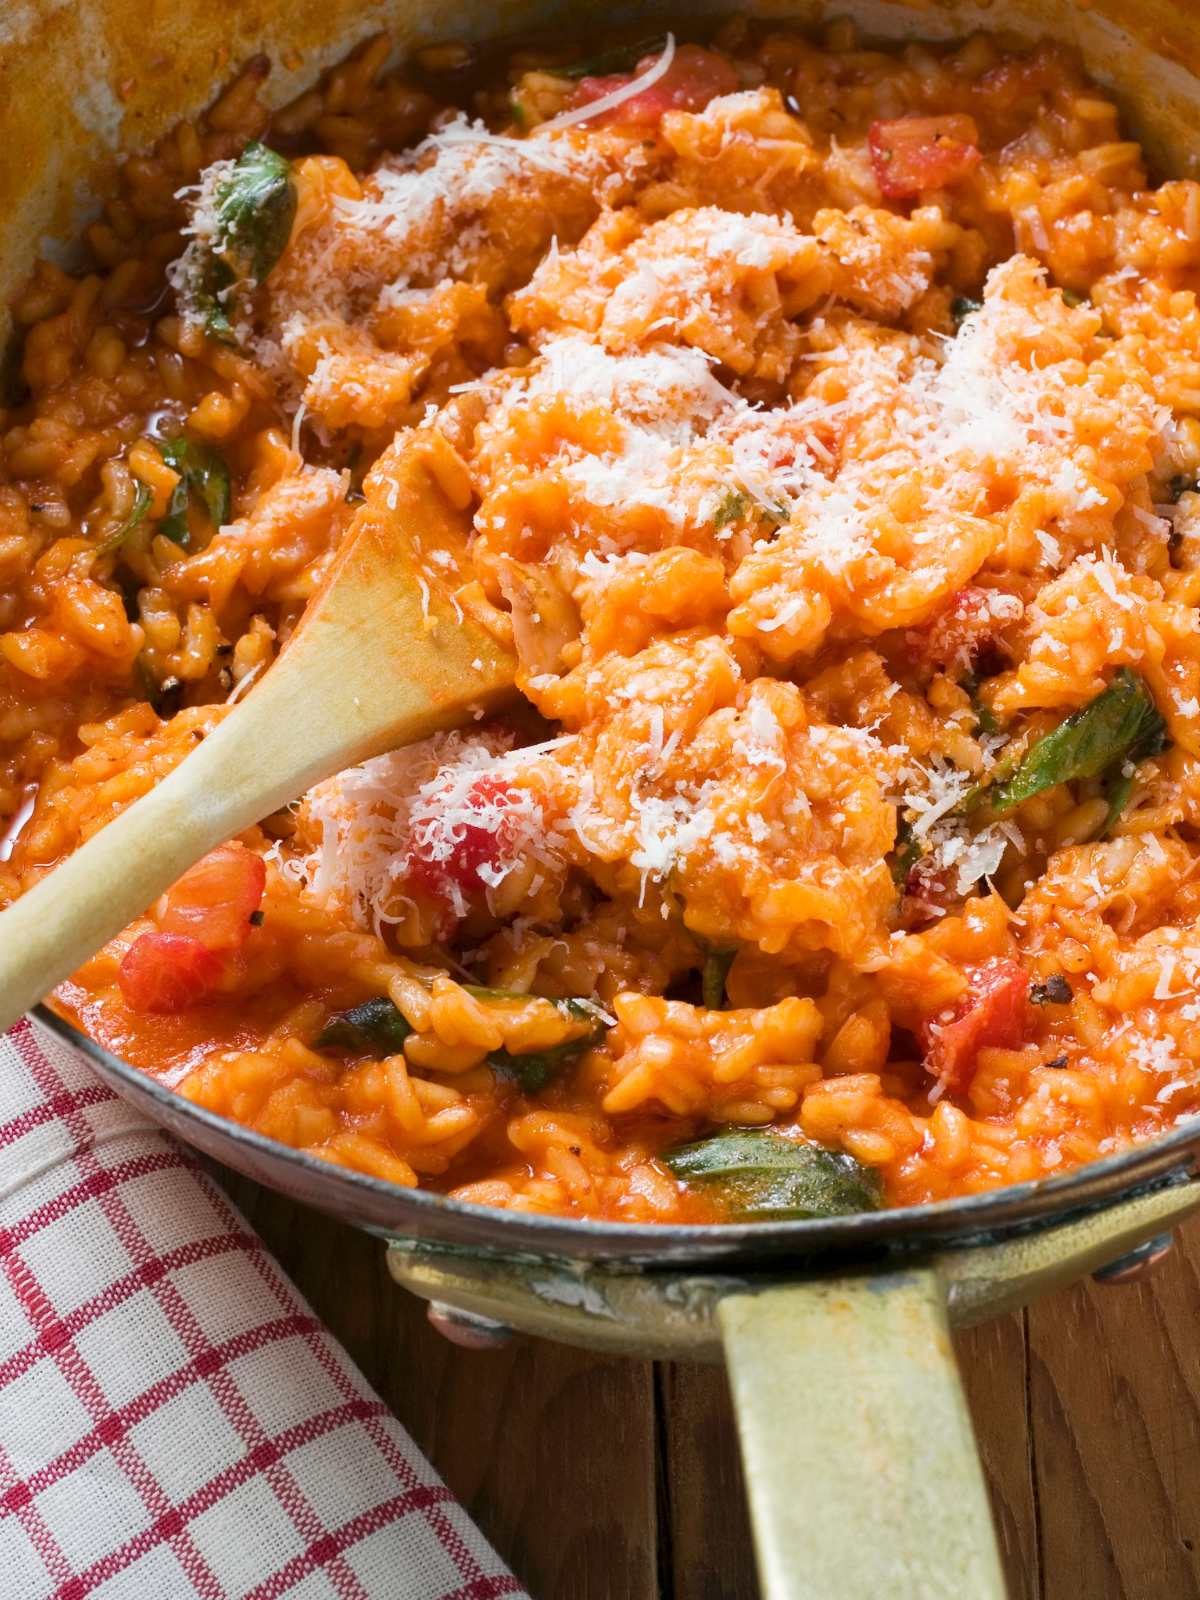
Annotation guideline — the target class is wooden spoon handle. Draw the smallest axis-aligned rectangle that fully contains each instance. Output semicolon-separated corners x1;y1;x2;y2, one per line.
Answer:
0;605;513;1032
0;659;349;1028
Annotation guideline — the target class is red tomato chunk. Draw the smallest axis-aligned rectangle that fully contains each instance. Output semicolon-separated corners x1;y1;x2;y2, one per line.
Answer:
901;859;952;928
118;932;224;1013
869;114;981;199
920;957;1031;1095
158;844;266;951
907;585;1015;676
405;774;523;903
571;44;739;127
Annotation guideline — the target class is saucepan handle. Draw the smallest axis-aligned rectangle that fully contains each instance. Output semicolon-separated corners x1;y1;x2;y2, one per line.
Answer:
719;1267;1006;1600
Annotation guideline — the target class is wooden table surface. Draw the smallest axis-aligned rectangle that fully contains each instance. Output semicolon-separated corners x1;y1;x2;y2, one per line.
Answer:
218;1169;1200;1599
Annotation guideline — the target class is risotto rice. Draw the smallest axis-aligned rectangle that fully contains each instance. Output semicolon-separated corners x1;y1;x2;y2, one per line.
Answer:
5;18;1200;1223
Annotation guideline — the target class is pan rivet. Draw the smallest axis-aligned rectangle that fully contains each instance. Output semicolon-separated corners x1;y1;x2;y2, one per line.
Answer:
426;1301;514;1349
1092;1231;1174;1285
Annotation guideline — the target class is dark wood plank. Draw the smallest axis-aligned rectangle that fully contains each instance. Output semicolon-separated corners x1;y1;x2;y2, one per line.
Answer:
1025;1214;1200;1600
955;1312;1038;1600
218;1170;659;1600
658;1362;756;1600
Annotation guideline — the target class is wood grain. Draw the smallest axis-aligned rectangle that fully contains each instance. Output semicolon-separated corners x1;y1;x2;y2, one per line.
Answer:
1025;1220;1200;1599
658;1363;756;1600
215;1166;1200;1599
955;1313;1038;1600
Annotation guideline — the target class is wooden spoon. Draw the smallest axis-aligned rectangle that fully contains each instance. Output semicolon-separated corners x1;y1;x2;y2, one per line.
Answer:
0;434;516;1032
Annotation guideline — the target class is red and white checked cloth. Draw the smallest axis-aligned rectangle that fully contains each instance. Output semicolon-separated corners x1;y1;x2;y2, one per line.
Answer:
0;1018;528;1600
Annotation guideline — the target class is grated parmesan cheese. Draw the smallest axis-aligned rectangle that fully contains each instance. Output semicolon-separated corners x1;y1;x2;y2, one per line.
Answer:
298;731;573;931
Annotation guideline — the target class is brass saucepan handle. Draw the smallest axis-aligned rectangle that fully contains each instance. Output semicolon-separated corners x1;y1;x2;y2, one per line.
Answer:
719;1268;1005;1600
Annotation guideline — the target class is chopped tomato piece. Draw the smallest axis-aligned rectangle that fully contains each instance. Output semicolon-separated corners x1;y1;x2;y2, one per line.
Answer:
158;844;266;951
901;860;952;928
405;774;524;909
907;586;1018;676
919;957;1032;1095
869;115;981;199
571;45;739;128
118;932;224;1013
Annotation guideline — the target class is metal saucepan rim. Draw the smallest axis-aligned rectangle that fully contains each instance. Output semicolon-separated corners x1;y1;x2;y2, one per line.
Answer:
36;1002;1200;1263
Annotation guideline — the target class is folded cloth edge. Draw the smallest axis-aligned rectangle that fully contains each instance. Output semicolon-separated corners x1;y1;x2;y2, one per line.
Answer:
0;1017;527;1600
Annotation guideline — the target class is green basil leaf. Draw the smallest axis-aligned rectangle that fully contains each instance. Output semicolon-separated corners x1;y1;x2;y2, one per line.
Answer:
713;489;748;530
963;675;1001;735
702;948;736;1010
315;996;413;1055
1100;768;1135;838
889;817;920;889
664;1129;883;1220
214;141;297;285
951;294;983;326
461;983;530;1004
158;475;191;546
979;670;1167;818
157;437;232;546
94;480;154;558
192;448;230;528
487;1035;596;1093
195;255;238;346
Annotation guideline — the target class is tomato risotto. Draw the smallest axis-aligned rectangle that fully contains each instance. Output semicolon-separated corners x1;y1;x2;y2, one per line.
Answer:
4;19;1200;1223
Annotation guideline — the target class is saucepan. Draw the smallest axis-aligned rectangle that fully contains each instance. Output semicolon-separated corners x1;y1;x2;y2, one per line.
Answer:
6;0;1200;1594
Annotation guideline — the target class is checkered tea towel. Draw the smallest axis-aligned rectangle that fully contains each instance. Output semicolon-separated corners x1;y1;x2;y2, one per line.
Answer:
0;1017;527;1600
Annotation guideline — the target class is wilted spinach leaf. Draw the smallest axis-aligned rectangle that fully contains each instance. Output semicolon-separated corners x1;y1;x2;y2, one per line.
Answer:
214;142;297;286
664;1129;883;1220
713;489;748;530
971;670;1167;818
889;817;921;889
702;948;736;1010
158;437;232;546
315;996;413;1055
94;481;154;558
187;142;295;344
487;1034;597;1093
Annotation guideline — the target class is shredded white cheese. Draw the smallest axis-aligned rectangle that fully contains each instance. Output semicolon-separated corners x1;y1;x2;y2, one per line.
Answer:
535;34;676;135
